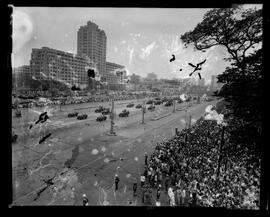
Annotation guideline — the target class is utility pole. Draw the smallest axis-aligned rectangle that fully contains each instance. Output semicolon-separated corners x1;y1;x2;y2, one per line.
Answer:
142;101;146;124
188;115;192;128
172;99;176;113
109;99;116;135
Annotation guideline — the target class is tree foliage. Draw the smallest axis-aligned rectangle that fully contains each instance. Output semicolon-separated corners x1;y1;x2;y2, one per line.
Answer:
180;6;262;153
181;6;262;70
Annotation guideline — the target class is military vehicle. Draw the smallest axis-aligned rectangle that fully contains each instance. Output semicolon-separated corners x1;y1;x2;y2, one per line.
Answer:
68;111;79;117
101;108;110;115
95;106;104;113
119;109;129;117
126;102;134;108
96;115;107;122
77;114;88;120
148;104;155;111
135;104;142;109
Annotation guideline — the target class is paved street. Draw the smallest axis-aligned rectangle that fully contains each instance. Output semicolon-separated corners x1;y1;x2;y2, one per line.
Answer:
12;99;218;206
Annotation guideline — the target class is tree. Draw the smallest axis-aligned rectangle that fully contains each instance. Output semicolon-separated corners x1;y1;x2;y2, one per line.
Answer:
180;6;262;168
181;6;262;73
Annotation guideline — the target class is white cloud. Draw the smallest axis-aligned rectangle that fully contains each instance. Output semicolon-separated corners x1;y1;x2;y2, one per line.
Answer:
114;46;118;53
140;41;156;59
120;40;127;44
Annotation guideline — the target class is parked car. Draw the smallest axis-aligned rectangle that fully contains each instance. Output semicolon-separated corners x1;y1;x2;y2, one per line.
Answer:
119;109;129;117
165;101;173;106
96;115;107;122
101;108;110;115
146;100;153;105
177;99;183;104
95;106;104;113
126;102;134;108
154;100;162;105
135;104;142;109
68;112;79;118
148;104;155;111
77;114;88;120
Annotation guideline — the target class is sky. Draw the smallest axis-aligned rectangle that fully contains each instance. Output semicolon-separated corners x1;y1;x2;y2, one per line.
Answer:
11;5;262;84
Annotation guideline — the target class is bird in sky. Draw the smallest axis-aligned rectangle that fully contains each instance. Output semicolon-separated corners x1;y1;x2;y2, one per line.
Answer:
169;54;175;62
188;59;207;79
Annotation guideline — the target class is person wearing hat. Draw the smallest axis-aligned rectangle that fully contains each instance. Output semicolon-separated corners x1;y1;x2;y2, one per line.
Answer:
114;174;120;191
82;194;89;206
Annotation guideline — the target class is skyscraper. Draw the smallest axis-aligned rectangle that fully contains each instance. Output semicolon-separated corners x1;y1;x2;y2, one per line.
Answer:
77;21;107;76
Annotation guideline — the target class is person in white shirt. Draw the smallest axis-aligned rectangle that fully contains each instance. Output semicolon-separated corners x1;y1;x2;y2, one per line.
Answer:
140;174;145;187
168;187;175;206
82;194;89;206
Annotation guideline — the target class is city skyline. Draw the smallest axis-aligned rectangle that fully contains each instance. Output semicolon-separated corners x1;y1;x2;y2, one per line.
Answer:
12;6;261;84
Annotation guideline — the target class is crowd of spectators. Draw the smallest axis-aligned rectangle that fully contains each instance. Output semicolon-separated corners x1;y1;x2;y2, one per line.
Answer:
141;118;260;209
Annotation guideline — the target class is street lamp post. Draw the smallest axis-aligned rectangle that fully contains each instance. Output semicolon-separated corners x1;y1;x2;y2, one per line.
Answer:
173;99;176;113
142;101;146;124
109;99;116;135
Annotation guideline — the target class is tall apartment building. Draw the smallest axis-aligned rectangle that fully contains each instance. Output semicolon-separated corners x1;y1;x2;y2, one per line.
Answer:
12;65;31;88
77;21;107;76
30;47;96;89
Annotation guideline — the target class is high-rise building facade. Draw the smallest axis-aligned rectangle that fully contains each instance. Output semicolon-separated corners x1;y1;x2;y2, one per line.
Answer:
77;21;107;76
30;47;96;89
12;65;31;88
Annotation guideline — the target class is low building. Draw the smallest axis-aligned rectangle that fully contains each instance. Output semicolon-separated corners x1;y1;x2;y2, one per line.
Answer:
30;47;97;89
104;61;127;90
